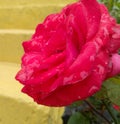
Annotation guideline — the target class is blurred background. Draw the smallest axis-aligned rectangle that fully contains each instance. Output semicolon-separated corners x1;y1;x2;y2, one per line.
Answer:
0;0;75;124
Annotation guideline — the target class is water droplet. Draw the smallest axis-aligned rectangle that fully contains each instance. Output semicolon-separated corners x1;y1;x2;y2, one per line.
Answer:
103;28;109;36
78;96;81;99
48;73;52;76
69;27;73;34
38;36;43;39
74;75;77;78
63;75;73;83
105;62;108;65
89;86;98;94
80;71;88;80
45;42;49;46
94;42;99;52
97;65;104;74
96;38;102;45
90;56;95;61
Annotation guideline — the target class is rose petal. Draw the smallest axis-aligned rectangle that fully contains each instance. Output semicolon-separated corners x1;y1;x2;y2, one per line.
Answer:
81;0;101;40
23;71;102;107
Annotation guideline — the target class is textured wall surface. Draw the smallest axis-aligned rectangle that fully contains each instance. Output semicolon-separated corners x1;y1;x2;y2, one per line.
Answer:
0;0;77;123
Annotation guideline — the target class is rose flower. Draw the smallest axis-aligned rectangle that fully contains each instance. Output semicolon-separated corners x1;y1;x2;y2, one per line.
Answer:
15;0;120;107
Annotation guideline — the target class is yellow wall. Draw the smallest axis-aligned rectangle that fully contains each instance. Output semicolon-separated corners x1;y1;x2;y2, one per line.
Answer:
0;0;76;123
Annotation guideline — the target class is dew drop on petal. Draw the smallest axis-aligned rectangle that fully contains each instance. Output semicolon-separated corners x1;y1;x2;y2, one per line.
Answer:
105;62;108;65
45;42;49;46
90;56;95;61
63;75;73;84
47;73;52;76
96;38;102;45
80;71;88;80
97;65;104;74
78;96;81;99
88;86;98;94
74;75;77;78
103;27;109;36
94;42;99;52
92;16;95;19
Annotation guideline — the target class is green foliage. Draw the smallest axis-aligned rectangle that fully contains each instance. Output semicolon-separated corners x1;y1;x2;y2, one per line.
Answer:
69;100;83;108
103;77;120;106
94;86;108;100
65;77;120;124
98;0;120;23
68;112;89;124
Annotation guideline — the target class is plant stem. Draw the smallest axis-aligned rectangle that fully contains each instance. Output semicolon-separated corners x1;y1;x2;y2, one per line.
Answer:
102;100;118;124
84;100;111;124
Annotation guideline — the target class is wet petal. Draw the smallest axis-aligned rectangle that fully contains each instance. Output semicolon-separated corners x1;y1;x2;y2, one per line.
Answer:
81;0;101;40
64;42;99;85
28;71;102;107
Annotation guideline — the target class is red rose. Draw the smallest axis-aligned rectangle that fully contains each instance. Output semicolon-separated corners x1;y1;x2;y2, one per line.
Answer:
15;0;120;106
113;104;120;111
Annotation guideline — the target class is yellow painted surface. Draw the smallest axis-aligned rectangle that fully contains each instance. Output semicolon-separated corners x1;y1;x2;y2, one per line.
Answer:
0;29;33;63
0;62;64;124
0;0;76;29
0;0;73;123
0;5;63;29
0;0;76;6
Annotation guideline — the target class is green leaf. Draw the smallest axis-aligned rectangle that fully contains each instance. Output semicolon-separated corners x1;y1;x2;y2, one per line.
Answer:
98;0;120;22
103;77;120;105
68;112;89;124
69;100;83;108
94;86;108;99
88;86;108;110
